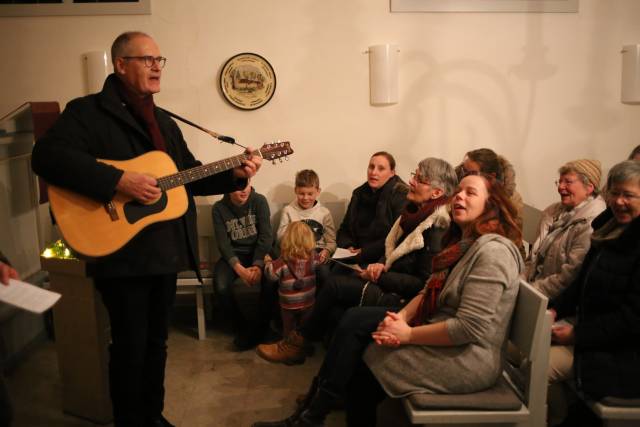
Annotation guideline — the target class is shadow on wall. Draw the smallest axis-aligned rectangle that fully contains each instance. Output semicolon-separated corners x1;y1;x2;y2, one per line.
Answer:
396;10;565;207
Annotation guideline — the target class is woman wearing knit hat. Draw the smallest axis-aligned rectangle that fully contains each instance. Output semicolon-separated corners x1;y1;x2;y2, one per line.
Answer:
524;159;606;299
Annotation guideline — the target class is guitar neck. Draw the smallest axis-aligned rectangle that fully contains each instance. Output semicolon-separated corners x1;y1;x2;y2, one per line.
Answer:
157;150;259;191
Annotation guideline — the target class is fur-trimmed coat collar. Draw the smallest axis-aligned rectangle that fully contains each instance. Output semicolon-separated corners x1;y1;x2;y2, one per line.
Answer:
384;204;451;269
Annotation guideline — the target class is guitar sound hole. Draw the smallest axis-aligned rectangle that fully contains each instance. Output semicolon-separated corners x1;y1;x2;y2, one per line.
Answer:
123;192;168;224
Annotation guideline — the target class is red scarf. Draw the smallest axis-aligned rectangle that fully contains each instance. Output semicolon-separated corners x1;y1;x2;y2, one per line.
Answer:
399;197;449;235
411;237;473;326
116;79;167;152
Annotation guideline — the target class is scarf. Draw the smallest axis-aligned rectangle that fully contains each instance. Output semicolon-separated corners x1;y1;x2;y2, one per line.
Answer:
411;237;473;326
399;197;449;235
116;78;167;152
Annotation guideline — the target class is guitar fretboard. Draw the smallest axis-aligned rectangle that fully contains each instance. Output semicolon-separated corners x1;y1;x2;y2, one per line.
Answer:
157;150;258;191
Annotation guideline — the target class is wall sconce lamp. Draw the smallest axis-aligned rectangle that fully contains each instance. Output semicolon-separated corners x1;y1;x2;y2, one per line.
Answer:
367;44;399;106
621;44;640;104
83;51;109;95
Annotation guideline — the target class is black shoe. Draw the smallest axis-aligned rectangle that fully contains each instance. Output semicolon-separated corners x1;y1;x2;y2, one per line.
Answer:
146;415;175;427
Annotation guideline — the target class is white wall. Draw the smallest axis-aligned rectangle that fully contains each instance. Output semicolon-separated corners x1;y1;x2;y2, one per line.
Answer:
1;0;638;210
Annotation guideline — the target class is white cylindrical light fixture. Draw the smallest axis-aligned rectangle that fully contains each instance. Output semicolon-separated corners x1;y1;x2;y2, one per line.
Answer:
83;51;109;95
369;44;398;105
621;44;640;104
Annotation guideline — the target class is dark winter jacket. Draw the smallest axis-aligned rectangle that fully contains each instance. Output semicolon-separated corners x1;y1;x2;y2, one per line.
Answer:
549;209;640;399
336;175;408;264
31;74;244;278
211;188;273;268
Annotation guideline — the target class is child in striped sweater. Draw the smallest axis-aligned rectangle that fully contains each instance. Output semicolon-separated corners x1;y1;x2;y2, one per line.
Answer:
263;221;321;338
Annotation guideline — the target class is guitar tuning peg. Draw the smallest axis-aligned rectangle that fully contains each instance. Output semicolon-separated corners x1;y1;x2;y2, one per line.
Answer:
272;160;276;165
285;156;289;161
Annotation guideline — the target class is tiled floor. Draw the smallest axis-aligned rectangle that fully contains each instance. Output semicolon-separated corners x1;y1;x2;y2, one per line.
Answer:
6;305;347;427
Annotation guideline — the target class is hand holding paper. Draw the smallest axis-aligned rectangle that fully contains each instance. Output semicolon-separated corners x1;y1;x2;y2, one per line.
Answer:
0;278;61;314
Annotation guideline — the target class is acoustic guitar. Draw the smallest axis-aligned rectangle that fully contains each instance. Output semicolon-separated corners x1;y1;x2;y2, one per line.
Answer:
47;142;293;258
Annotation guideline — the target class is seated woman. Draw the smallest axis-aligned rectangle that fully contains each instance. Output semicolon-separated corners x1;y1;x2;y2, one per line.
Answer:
547;160;640;427
256;158;458;365
456;147;524;225
251;173;523;427
629;144;640;161
524;159;606;299
336;151;408;266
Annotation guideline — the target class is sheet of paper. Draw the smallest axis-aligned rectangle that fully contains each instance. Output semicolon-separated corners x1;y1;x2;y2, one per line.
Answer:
332;247;357;260
0;278;61;314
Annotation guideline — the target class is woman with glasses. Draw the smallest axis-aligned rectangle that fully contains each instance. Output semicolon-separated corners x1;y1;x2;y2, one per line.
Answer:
252;172;523;427
256;158;458;365
524;159;606;299
547;160;640;426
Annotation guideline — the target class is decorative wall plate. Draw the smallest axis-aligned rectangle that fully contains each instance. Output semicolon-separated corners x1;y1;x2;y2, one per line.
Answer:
219;53;276;110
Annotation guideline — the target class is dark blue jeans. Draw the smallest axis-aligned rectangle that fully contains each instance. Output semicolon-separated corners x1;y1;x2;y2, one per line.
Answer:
213;255;272;339
318;306;387;391
300;274;367;340
95;274;176;427
315;306;390;426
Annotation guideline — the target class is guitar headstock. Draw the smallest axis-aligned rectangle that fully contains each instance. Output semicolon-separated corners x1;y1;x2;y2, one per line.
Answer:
260;141;293;163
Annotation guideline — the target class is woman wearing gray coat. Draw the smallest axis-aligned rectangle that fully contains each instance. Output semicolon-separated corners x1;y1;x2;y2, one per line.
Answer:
524;159;606;299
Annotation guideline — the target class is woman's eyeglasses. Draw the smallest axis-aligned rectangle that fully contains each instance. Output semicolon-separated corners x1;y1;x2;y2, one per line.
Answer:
410;172;430;185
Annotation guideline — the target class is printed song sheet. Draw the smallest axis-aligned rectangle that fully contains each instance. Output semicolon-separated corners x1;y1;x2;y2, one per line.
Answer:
0;278;61;313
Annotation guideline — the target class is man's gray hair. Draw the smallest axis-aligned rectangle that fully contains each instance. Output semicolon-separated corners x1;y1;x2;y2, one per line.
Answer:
111;31;151;65
606;160;640;191
417;157;458;197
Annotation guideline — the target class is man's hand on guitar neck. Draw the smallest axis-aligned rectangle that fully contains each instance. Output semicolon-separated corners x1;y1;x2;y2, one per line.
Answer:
233;146;262;180
116;171;161;204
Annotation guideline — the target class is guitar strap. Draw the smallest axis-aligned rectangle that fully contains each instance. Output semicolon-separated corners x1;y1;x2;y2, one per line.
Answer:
158;107;240;147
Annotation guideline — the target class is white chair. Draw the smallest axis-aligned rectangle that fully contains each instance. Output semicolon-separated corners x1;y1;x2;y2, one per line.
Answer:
522;203;543;257
402;280;552;427
176;203;217;340
586;398;640;427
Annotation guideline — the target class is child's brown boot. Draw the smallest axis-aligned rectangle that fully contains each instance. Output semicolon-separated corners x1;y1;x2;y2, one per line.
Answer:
256;330;306;365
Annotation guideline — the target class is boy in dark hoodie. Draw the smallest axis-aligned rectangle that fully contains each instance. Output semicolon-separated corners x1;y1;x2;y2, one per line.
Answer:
212;181;274;350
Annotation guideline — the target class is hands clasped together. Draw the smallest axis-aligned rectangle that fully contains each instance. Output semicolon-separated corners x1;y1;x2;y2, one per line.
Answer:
371;311;412;348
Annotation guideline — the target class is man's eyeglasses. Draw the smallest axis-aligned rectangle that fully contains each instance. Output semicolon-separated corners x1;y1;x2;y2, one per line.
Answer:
122;56;167;69
410;172;430;185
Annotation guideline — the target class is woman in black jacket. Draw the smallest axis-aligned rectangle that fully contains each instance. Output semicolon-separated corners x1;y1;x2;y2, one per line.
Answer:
256;158;459;365
548;160;640;426
336;151;408;265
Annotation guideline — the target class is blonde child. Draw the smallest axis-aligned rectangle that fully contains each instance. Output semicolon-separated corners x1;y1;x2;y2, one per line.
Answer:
260;222;321;360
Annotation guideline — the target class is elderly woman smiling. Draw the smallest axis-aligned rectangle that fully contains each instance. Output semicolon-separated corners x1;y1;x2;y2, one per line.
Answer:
524;159;606;299
547;160;640;426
